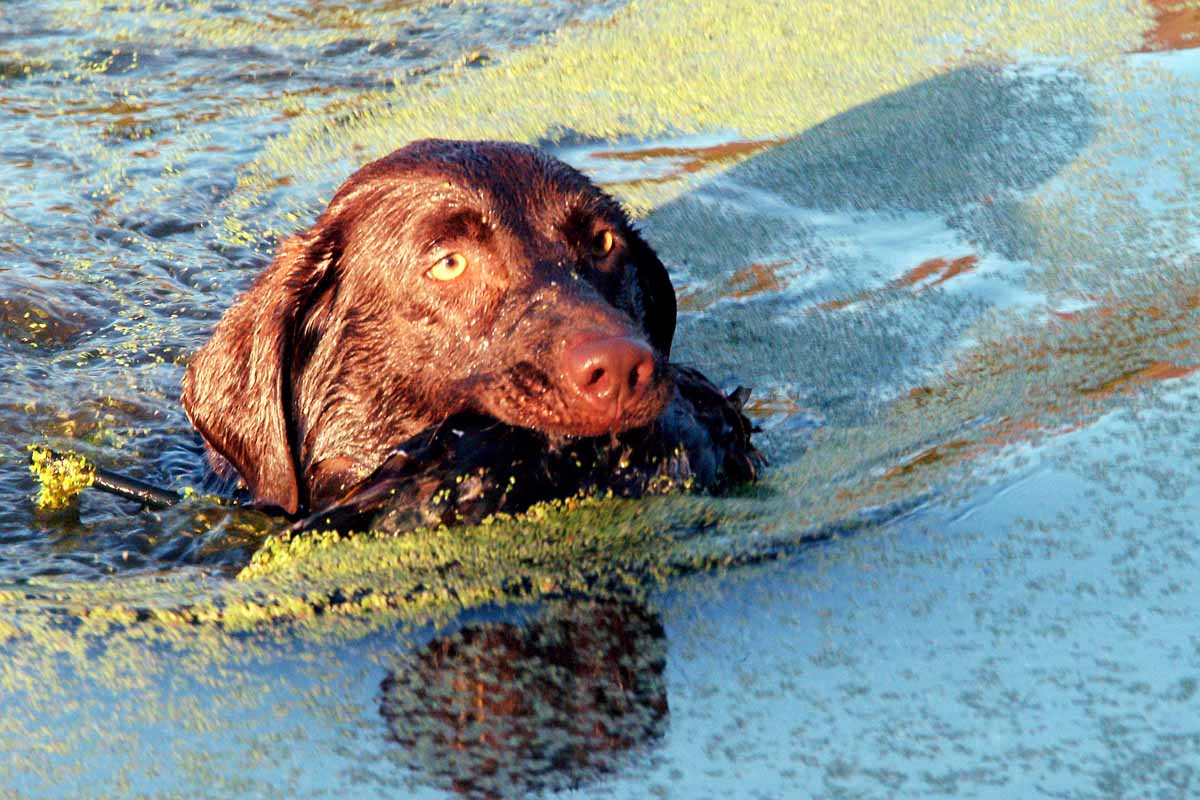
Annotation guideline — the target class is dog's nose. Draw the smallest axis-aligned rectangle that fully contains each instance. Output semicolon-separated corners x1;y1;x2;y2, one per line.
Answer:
564;335;656;419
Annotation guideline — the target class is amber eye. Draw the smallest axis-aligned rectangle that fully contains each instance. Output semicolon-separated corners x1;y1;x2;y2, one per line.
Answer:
592;229;614;258
428;253;468;281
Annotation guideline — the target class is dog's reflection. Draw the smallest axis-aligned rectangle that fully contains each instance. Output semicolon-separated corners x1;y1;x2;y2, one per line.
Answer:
381;599;668;798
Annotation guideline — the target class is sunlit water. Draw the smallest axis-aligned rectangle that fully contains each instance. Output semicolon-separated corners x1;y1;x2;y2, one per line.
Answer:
2;0;1200;797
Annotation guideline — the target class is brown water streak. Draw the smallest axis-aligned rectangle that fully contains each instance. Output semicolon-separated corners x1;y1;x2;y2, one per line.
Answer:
867;293;1200;496
591;137;784;187
678;260;792;311
1140;0;1200;52
817;254;979;312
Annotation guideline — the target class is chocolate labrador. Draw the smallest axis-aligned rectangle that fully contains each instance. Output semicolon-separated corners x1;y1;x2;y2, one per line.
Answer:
183;139;757;527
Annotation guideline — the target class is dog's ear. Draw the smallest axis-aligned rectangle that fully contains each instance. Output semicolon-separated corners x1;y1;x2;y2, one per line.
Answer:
182;223;342;515
627;230;676;357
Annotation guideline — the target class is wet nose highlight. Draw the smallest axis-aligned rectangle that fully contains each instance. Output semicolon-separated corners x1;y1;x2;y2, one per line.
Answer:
564;336;656;416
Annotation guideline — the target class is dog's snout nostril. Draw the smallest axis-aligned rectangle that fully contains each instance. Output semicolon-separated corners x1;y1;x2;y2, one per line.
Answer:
630;359;652;392
564;335;656;424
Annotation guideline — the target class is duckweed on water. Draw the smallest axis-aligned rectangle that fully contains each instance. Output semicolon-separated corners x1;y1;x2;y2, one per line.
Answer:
27;445;95;511
230;494;754;627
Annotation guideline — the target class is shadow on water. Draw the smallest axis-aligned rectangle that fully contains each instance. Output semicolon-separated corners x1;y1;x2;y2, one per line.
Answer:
715;65;1093;214
380;598;668;800
637;64;1095;453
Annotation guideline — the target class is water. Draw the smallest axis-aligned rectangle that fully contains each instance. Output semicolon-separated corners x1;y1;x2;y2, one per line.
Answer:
2;0;1200;796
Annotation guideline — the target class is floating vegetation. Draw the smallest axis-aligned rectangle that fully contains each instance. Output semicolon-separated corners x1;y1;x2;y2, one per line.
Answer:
27;446;95;511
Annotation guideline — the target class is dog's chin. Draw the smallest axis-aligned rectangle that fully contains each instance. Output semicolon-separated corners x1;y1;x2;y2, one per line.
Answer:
479;382;670;441
547;407;661;439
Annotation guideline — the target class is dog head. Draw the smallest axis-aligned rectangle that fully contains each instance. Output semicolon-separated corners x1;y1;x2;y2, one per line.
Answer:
183;139;676;513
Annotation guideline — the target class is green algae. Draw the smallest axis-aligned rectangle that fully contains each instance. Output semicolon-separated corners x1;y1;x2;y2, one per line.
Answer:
27;445;95;511
240;495;741;593
27;493;764;632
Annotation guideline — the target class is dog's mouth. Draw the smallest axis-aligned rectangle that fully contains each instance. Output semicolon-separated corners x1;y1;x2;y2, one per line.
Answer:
476;360;671;439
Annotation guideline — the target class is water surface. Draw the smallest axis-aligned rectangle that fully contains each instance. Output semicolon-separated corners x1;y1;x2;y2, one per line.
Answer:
2;0;1200;797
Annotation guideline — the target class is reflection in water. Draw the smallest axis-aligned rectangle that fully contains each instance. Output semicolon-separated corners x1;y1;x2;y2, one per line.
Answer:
381;600;668;799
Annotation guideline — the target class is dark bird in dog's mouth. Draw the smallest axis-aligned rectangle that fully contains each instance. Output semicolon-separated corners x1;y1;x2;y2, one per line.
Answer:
180;139;761;533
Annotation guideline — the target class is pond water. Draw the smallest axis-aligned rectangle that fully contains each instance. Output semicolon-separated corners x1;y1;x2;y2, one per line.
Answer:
3;0;1200;797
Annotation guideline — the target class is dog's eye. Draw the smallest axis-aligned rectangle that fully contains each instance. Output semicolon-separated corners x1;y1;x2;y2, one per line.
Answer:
592;229;614;258
428;253;468;281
